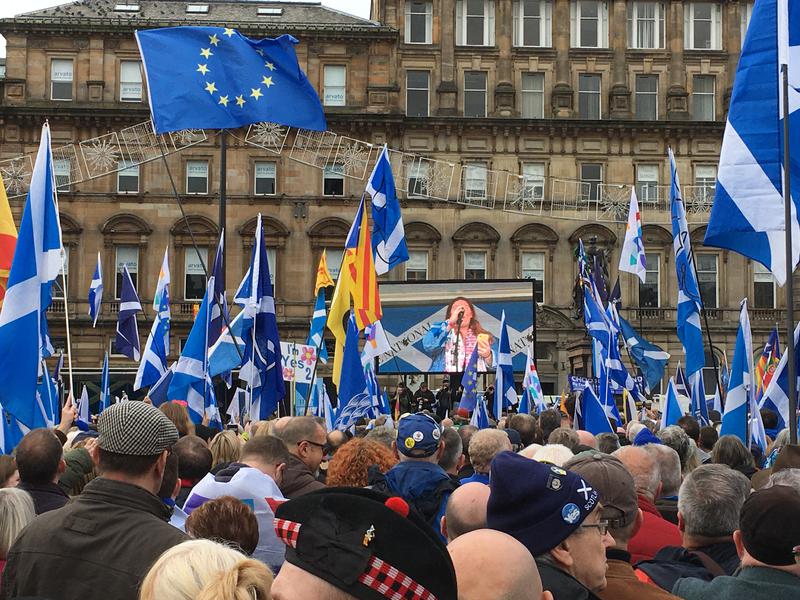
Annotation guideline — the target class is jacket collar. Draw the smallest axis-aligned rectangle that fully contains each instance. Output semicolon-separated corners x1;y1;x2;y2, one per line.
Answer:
19;481;69;498
80;477;173;521
737;566;800;585
536;560;597;600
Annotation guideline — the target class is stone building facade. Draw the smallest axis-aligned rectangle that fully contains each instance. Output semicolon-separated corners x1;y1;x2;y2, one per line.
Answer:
0;0;782;399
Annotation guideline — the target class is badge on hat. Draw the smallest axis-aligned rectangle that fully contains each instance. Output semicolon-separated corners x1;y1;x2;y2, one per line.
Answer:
404;437;416;449
547;474;563;491
561;503;581;524
432;428;441;440
550;466;567;476
412;431;424;442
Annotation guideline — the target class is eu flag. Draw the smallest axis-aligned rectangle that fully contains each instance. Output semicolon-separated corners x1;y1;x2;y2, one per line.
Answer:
136;27;326;133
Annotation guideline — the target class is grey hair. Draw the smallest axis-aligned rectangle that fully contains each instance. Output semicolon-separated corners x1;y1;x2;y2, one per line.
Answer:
547;427;579;452
644;444;682;497
364;426;395;449
678;464;750;538
767;429;790;455
469;429;512;474
0;488;35;558
595;432;621;454
627;422;646;443
613;445;661;498
657;426;692;471
766;468;800;491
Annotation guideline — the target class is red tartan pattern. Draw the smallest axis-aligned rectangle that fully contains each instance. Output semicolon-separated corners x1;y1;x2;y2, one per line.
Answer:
358;555;437;600
274;518;301;548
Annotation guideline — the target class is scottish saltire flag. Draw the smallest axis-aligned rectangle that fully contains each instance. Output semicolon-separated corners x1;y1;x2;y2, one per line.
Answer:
759;321;800;430
755;327;781;402
136;27;326;133
493;311;517;419
148;362;175;407
713;384;723;414
100;351;110;413
208;235;232;388
470;396;490;430
135;248;171;391
77;384;90;424
0;407;24;454
367;145;408;275
579;386;614;435
623;389;637;423
226;388;244;423
0;124;63;428
114;265;142;361
597;353;623;425
456;346;480;416
619;188;647;283
208;310;247;377
705;0;800;285
689;370;710;425
619;315;670;393
522;344;545;414
670;149;706;378
36;361;58;428
88;252;103;327
749;384;768;454
721;300;753;444
661;377;683;428
674;364;690;399
307;291;328;364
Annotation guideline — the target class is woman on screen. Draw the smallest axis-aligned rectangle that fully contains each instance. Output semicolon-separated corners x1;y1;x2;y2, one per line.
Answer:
422;297;494;372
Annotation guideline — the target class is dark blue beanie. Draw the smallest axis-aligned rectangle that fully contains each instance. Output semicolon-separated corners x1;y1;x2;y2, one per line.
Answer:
486;451;599;556
633;427;662;446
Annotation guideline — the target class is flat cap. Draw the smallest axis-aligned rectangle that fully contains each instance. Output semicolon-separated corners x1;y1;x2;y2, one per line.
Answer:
97;401;179;455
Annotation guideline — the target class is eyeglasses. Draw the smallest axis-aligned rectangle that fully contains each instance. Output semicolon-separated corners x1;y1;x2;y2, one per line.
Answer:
580;520;610;536
299;439;326;451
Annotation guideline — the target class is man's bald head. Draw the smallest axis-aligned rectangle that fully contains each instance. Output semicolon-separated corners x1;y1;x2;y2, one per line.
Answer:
576;430;598;449
443;482;490;542
613;445;661;501
448;529;552;600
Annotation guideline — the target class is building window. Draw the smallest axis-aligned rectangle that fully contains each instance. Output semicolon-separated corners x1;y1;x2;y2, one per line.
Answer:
741;2;754;44
635;74;658;120
254;161;276;195
580;163;603;202
405;1;433;44
406;250;429;280
54;159;71;190
464;250;487;280
456;0;495;46
117;160;139;193
266;247;276;287
406;70;430;117
694;164;717;204
464;71;487;117
186;160;209;194
578;74;602;119
753;263;776;309
627;2;664;49
636;164;659;204
521;251;545;303
115;245;139;299
639;253;660;307
323;65;346;106
184;247;208;301
408;161;430;198
50;58;73;101
513;0;552;47
692;75;715;121
522;162;546;202
521;72;545;118
571;0;609;48
120;60;143;102
696;253;718;308
685;2;722;50
323;163;345;196
326;248;344;280
463;163;488;202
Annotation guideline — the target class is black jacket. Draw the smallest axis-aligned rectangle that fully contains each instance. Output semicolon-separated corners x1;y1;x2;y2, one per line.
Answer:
2;477;187;600
17;481;69;515
635;541;740;592
537;561;602;600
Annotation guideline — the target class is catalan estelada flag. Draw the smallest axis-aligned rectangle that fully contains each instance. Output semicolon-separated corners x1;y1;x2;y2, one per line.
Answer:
0;174;18;309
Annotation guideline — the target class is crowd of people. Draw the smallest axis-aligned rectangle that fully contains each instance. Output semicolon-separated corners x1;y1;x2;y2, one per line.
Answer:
0;391;796;600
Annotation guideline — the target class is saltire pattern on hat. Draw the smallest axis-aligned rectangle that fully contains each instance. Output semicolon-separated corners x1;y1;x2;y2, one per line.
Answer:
704;0;800;285
470;394;490;430
456;345;480;417
579;386;614;435
619;315;670;393
114;264;142;361
88;252;103;327
759;323;800;431
135;247;171;391
670;148;705;378
334;315;372;431
493;310;517;420
0;123;64;428
100;351;111;413
721;299;753;444
618;187;647;283
755;327;781;403
661;377;683;429
367;144;408;275
0;173;17;311
135;26;326;134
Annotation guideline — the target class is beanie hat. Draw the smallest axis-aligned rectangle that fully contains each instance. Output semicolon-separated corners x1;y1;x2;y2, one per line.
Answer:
739;485;800;566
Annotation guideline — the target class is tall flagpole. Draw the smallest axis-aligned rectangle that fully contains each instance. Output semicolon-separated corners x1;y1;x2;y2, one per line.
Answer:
781;64;797;445
59;257;74;397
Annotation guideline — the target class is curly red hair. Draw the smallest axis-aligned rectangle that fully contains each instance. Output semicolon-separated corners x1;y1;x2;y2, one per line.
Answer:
326;438;397;488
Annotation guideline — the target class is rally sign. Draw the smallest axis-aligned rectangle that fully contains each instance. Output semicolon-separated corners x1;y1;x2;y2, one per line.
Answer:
280;342;317;384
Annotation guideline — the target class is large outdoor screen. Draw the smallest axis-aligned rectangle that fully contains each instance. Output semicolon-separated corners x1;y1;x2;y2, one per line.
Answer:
376;280;536;374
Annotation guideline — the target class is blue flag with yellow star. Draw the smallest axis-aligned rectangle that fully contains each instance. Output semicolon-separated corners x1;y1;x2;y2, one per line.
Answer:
136;26;326;133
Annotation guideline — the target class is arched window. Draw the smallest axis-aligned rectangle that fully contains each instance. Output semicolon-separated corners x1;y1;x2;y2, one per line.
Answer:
239;216;290;297
452;222;501;280
403;221;442;281
170;215;219;302
100;213;152;300
511;223;558;303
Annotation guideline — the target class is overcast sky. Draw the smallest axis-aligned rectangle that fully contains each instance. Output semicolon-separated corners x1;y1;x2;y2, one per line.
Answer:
0;0;373;57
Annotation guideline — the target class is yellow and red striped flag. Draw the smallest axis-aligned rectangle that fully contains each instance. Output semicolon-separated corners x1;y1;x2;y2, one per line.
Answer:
0;175;18;308
351;203;382;330
314;249;334;296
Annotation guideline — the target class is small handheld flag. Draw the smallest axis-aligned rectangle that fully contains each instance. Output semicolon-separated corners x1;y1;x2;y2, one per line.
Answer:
367;145;408;275
618;188;647;283
721;299;753;444
114;265;142;361
88;252;103;327
100;351;110;413
661;377;683;429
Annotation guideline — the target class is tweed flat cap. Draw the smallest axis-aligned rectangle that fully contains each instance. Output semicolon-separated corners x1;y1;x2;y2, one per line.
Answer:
97;401;179;455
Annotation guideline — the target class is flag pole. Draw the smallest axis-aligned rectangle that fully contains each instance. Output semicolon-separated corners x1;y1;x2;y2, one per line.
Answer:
59;257;74;397
781;63;797;445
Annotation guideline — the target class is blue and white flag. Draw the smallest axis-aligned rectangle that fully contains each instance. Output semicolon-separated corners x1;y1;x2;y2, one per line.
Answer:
367;145;408;275
336;315;371;424
618;188;647;283
0;407;24;455
493;311;517;419
521;344;545;415
208;234;232;388
470;395;490;430
307;289;329;364
135;248;171;391
579;386;614;435
88;252;103;327
457;346;480;416
619;315;670;393
114;265;142;361
147;361;175;407
759;321;800;430
721;299;753;444
704;0;800;285
661;377;683;429
36;361;58;429
749;383;768;454
0;124;63;428
100;351;111;413
688;370;710;425
77;384;90;424
670;149;705;378
208;310;247;377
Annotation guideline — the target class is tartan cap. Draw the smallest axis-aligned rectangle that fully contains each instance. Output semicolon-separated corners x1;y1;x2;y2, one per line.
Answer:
275;488;457;600
97;401;179;455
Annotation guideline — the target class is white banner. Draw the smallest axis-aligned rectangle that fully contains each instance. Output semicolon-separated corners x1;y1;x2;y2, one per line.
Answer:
280;342;317;384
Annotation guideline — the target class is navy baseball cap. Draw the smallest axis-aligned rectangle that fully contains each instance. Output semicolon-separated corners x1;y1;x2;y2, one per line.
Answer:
487;451;600;556
397;413;442;458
